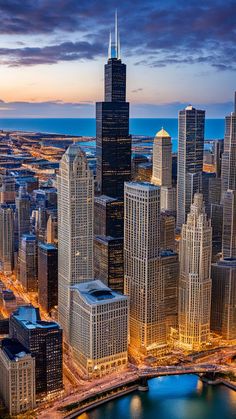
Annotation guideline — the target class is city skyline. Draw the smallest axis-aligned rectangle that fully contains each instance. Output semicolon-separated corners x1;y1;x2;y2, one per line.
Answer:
0;1;235;118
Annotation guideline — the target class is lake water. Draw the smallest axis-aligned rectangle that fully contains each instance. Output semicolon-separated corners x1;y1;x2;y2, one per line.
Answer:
77;375;236;419
0;118;225;154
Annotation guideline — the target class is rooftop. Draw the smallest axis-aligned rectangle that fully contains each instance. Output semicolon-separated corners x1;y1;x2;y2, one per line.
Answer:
12;305;61;330
125;181;160;191
71;280;127;305
155;128;170;138
1;338;31;361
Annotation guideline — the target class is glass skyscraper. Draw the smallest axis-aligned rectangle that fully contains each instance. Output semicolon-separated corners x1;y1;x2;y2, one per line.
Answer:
177;105;205;229
96;16;131;199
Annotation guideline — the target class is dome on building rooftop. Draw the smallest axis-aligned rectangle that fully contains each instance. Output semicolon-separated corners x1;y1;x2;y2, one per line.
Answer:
155;128;170;138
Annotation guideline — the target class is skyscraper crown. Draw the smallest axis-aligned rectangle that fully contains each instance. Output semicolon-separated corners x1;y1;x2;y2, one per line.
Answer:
108;11;120;60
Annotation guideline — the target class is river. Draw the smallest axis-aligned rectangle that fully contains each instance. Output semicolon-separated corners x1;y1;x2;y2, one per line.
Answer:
77;375;236;419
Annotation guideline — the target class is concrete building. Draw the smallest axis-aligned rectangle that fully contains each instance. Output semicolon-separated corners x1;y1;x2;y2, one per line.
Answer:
124;182;166;357
15;186;31;249
0;205;14;275
177;106;205;229
151;128;176;213
160;212;176;252
211;258;236;340
9;305;63;397
0;338;35;416
57;144;94;339
70;280;128;378
178;194;212;350
19;234;38;292
0;173;15;204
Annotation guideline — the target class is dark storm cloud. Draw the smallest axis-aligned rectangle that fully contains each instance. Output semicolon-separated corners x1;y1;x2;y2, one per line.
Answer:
0;41;103;66
0;0;235;69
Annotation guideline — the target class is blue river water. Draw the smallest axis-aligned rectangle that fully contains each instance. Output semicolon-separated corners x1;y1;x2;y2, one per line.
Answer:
77;375;236;419
0;118;225;153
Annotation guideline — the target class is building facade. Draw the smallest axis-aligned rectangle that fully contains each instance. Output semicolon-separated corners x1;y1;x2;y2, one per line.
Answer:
18;234;38;292
38;243;58;312
124;182;167;357
178;194;212;350
177;106;205;229
221;93;236;200
0;338;35;416
0;205;14;275
222;189;236;259
211;258;236;340
57;144;94;339
96;16;131;198
9;305;63;397
70;280;128;378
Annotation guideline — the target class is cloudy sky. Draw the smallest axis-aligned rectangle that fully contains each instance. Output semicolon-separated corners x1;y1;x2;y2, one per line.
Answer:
0;0;235;118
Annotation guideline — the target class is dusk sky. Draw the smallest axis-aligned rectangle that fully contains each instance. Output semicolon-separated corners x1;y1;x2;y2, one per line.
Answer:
0;0;235;118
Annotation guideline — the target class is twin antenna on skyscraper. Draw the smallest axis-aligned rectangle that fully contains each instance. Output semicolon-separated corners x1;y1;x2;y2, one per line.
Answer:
108;10;120;60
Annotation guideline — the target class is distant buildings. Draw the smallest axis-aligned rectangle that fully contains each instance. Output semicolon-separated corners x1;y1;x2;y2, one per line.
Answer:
0;338;36;416
0;173;15;204
211;258;236;340
177;106;205;229
15;186;31;249
38;243;58;312
9;306;63;397
178;194;212;350
70;280;128;378
57;144;94;339
124;182;166;356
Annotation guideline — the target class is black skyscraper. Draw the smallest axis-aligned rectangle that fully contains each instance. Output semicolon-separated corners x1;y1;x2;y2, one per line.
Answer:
96;14;131;198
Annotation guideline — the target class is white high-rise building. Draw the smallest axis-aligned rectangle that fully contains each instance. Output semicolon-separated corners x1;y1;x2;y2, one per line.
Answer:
124;182;167;357
178;193;212;350
151;128;176;213
70;280;128;377
57;144;94;339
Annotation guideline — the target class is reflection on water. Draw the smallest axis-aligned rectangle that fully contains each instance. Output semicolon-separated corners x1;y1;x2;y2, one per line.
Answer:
77;375;236;419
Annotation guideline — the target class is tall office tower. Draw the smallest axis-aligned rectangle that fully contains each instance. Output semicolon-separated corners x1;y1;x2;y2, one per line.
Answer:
221;93;236;200
160;250;179;336
177;106;205;229
94;236;123;292
94;195;124;237
151;128;172;187
38;243;58;312
0;205;14;275
0;173;15;203
160;212;176;252
57;144;94;339
9;305;63;397
15;186;31;249
19;234;38;292
0;338;36;416
70;280;128;378
178;194;212;350
96;14;131;198
222;190;236;258
211;258;236;340
124;182;166;357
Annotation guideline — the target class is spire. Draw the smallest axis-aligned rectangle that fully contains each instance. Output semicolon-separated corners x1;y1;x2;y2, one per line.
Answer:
108;10;120;60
